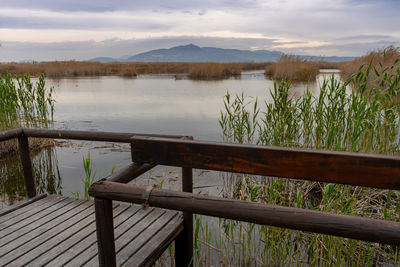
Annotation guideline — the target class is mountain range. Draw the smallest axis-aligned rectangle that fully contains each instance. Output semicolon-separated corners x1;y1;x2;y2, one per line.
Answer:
88;44;355;63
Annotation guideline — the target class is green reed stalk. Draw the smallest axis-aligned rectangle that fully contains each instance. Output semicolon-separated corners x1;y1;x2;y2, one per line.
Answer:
211;61;400;266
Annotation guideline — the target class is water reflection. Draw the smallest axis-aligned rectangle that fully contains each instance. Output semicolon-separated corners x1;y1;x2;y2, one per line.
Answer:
0;147;62;206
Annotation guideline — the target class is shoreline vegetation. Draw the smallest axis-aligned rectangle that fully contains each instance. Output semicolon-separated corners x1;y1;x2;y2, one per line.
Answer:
0;61;270;80
0;72;55;155
1;46;398;83
213;51;400;266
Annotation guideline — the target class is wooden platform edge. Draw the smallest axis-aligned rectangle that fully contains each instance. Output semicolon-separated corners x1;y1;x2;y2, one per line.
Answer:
0;194;47;217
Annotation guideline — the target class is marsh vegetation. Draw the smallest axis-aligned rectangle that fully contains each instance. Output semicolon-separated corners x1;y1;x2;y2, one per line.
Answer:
193;53;400;266
0;61;270;80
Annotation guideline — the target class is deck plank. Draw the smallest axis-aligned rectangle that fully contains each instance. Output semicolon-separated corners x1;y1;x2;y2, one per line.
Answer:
65;206;158;267
45;204;143;267
0;200;95;265
0;198;78;245
0;195;65;226
0;196;183;267
118;210;180;266
0;194;47;217
123;213;184;266
23;204;130;267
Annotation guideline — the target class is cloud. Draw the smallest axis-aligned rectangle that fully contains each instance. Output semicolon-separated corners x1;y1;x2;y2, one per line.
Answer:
0;0;399;60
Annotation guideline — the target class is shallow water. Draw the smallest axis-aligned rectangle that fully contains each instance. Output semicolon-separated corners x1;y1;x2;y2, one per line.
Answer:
1;70;341;202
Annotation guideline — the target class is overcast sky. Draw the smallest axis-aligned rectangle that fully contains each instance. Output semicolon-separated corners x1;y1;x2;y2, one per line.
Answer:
0;0;399;61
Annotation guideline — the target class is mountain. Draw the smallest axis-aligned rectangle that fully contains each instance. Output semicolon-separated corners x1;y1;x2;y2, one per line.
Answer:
88;44;355;63
125;44;283;62
88;57;117;63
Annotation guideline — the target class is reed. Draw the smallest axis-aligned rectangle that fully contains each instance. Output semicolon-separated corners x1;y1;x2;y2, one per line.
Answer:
209;58;400;265
341;46;400;92
0;61;268;80
0;71;55;154
265;54;320;82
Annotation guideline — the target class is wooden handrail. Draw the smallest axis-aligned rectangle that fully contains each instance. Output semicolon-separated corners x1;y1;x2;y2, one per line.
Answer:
131;136;400;190
89;180;400;246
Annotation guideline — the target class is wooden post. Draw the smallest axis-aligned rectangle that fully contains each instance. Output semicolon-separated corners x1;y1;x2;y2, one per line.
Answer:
175;167;193;267
18;135;36;198
94;198;116;267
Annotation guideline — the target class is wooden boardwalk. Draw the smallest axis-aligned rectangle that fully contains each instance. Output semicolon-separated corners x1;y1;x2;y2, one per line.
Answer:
0;195;183;267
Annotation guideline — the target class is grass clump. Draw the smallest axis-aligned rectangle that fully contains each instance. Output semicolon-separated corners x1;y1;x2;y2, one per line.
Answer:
0;71;55;155
204;57;400;266
341;46;400;90
188;62;240;80
265;54;320;82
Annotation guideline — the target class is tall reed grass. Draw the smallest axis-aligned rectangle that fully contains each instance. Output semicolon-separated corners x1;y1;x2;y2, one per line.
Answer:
0;61;269;80
207;56;400;265
341;46;400;92
0;71;54;130
265;54;321;82
0;71;55;155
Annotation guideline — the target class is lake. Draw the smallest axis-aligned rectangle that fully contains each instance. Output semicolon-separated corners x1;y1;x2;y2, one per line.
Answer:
1;70;341;200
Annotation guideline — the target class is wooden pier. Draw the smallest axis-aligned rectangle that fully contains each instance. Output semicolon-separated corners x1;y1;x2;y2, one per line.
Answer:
0;195;182;266
1;128;400;266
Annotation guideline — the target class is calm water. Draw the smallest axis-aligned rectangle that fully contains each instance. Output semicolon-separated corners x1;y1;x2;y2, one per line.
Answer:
1;70;340;203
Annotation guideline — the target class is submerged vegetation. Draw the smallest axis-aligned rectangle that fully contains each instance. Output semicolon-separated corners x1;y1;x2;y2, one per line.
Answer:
201;55;400;265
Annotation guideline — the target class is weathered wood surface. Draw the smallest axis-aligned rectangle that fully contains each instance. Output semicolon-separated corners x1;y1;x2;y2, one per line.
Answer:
18;134;36;197
107;162;156;183
0;128;22;142
90;181;400;246
0;195;183;267
23;128;188;143
0;194;46;217
131;136;400;190
175;167;193;267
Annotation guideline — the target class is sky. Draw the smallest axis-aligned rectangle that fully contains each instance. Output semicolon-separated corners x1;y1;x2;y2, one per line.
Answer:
0;0;399;61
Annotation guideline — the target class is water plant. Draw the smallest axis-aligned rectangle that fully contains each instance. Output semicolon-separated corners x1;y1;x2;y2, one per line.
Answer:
0;71;54;130
196;59;400;265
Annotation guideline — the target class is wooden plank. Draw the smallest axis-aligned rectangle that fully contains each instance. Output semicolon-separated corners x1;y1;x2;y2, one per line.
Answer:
175;167;193;267
0;200;96;265
94;198;116;267
0;198;81;247
23;128;188;143
0;196;68;231
90;181;400;246
123;214;184;267
107;162;156;183
0;128;22;142
0;194;47;217
131;136;400;190
65;206;156;267
117;210;180;266
37;204;139;267
0;195;58;223
18;134;36;197
26;204;131;267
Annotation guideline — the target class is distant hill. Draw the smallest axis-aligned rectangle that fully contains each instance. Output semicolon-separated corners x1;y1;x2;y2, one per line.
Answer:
88;57;117;63
88;44;355;63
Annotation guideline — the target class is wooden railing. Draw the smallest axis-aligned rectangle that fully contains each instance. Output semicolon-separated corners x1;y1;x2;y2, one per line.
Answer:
90;135;400;266
0;128;192;267
1;128;400;266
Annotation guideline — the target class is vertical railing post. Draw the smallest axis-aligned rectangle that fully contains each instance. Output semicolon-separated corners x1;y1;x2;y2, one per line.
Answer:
175;166;194;266
18;134;36;198
94;197;116;267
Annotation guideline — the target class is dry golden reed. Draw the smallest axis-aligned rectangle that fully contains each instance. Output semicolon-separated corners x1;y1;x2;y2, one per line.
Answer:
0;61;270;79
